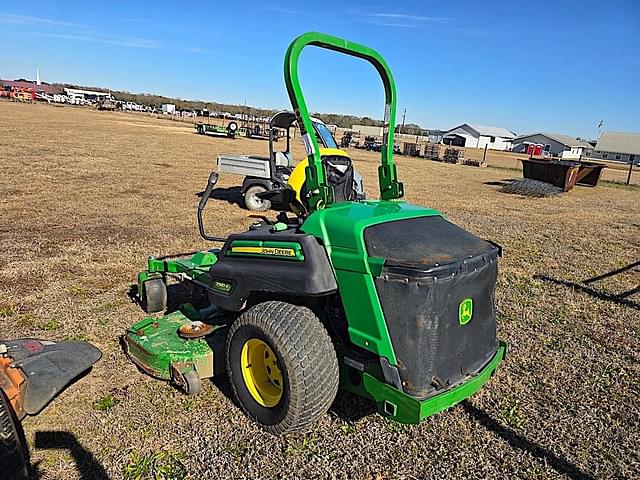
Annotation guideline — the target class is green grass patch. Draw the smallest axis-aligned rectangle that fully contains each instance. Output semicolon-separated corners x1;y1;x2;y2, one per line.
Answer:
123;450;187;480
601;180;640;191
43;319;61;331
286;433;318;456
15;312;38;328
0;305;16;317
486;164;521;172
64;333;89;341
382;417;412;433
500;394;527;428
95;393;120;412
339;422;355;435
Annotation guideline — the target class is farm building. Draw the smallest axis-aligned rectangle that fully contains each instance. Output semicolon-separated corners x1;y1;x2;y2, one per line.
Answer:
512;133;594;159
590;131;640;164
442;124;516;150
1;79;55;95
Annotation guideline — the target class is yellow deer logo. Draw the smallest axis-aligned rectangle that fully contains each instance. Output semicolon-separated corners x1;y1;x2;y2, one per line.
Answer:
459;298;473;325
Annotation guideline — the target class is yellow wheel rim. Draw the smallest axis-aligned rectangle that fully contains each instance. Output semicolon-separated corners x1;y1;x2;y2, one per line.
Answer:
240;338;283;407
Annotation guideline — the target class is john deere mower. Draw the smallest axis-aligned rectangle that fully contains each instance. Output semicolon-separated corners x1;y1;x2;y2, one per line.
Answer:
124;32;506;434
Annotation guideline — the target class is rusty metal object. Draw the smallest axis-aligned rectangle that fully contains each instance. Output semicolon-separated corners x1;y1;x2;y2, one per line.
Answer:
521;158;579;192
178;321;216;339
0;349;27;420
521;158;607;191
575;161;606;187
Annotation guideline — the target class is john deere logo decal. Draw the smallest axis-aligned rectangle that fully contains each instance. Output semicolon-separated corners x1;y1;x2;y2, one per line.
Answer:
459;298;473;325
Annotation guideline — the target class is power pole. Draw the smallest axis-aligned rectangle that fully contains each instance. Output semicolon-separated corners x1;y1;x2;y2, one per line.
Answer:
401;108;406;134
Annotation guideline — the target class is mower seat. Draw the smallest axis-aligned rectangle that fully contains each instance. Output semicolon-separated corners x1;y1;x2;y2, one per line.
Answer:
287;148;359;207
274;151;293;167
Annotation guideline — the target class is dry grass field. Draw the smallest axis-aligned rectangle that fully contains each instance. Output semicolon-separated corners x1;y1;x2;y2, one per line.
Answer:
0;101;638;480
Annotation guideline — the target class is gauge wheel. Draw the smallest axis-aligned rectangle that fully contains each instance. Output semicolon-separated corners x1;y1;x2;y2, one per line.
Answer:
142;278;167;313
244;185;271;212
225;301;339;434
172;368;202;396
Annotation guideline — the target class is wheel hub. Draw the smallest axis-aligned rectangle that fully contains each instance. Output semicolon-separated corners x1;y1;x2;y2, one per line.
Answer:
240;338;283;407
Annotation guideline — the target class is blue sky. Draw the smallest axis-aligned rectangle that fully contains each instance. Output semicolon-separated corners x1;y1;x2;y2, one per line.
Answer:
1;0;639;139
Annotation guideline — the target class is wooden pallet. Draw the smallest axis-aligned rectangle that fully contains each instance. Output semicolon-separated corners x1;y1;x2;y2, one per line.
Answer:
423;143;441;161
443;147;464;164
462;159;487;168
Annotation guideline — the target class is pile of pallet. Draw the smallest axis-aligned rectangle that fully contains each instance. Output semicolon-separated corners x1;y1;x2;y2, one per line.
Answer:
424;143;440;161
462;158;487;168
443;147;464;164
403;143;421;156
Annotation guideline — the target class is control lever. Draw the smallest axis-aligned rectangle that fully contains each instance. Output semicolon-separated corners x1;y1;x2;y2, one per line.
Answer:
197;172;227;242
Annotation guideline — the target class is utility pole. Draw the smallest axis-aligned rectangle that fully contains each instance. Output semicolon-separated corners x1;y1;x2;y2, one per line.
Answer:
401;108;406;134
627;157;635;185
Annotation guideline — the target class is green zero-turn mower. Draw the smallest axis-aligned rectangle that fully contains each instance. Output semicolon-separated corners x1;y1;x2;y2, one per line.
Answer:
124;32;506;434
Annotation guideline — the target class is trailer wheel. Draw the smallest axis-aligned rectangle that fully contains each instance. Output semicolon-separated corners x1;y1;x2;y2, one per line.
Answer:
0;390;30;480
244;185;271;212
225;301;339;434
142;278;167;313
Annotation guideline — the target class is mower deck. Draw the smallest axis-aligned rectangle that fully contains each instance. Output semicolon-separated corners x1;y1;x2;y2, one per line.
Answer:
123;307;227;389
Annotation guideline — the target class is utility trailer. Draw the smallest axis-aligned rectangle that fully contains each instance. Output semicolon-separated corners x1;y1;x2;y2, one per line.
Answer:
217;154;275;180
195;121;238;138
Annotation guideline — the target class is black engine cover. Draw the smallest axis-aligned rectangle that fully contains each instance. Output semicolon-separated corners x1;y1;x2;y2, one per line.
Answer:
208;225;337;311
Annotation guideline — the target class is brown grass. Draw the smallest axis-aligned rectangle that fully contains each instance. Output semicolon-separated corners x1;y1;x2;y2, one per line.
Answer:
1;101;638;479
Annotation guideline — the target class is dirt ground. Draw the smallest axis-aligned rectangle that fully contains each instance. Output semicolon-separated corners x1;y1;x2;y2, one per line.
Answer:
0;101;638;480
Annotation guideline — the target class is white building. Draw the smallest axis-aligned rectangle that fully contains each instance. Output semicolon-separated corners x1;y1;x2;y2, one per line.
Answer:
161;103;176;115
512;133;593;159
443;124;516;150
590;131;640;164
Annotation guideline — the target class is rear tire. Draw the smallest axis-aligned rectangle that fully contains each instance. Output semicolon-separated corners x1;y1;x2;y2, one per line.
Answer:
244;185;271;212
0;390;29;480
225;301;339;434
142;278;167;313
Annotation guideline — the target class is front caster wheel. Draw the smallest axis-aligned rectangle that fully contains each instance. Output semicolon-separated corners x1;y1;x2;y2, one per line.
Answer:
172;367;202;396
142;278;167;314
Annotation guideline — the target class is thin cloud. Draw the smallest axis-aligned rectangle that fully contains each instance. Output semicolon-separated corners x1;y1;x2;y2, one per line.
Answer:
185;46;212;54
369;13;450;23
26;31;159;49
0;12;87;29
260;6;299;15
366;21;423;28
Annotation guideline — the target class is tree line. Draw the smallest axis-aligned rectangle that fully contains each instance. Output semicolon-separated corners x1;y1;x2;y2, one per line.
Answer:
50;83;430;132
